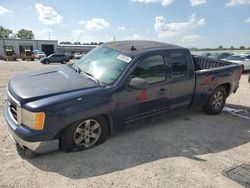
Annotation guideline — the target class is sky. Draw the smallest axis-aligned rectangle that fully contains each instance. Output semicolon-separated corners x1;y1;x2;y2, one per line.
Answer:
0;0;249;48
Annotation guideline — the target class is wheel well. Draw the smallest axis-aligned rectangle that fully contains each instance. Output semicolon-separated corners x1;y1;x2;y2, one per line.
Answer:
98;114;113;134
220;83;230;97
58;114;113;149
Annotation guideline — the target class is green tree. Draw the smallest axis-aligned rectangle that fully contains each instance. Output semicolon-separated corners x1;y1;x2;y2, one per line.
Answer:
0;26;13;38
73;42;81;45
218;45;224;50
17;29;34;39
239;46;245;50
59;41;72;45
230;46;234;50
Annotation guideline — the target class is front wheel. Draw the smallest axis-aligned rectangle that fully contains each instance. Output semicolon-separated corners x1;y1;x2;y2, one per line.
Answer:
60;116;109;152
61;60;67;64
202;86;226;115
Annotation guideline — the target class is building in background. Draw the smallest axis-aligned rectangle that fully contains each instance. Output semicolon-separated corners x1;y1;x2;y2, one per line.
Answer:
0;38;96;58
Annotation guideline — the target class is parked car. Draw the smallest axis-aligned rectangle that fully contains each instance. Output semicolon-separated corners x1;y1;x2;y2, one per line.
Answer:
40;54;70;64
225;54;250;70
64;52;74;59
209;52;233;60
33;51;46;59
0;54;4;60
74;53;84;59
200;52;211;57
4;40;242;157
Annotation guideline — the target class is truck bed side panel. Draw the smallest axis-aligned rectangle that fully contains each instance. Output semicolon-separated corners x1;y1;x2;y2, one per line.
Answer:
192;65;242;107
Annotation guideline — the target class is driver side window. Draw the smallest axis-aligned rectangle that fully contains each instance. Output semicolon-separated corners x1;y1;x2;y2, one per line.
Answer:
131;55;165;84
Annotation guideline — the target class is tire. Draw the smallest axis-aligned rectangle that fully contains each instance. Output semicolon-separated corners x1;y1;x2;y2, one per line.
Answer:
202;86;226;115
60;116;109;152
45;61;50;64
61;60;67;64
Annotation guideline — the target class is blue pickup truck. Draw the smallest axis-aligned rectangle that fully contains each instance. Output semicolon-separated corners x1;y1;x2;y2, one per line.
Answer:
4;41;242;157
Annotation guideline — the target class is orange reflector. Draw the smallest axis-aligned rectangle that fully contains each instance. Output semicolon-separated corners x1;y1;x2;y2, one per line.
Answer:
34;112;45;130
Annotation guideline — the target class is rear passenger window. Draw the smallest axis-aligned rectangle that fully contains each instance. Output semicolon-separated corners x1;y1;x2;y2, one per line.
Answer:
132;55;165;84
168;52;187;78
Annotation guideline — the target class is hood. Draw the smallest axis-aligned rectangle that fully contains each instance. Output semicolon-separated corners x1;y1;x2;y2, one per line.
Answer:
227;60;244;64
9;65;99;102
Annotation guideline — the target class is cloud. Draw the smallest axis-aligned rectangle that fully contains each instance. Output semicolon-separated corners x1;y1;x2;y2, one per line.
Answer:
226;0;250;6
35;3;63;25
33;28;53;40
118;26;126;31
124;34;147;40
244;17;250;23
79;18;110;31
0;5;12;16
154;14;206;40
190;0;206;6
22;6;33;12
130;0;174;6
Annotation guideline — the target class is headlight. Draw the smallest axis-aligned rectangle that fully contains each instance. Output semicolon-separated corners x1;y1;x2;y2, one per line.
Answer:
21;108;45;130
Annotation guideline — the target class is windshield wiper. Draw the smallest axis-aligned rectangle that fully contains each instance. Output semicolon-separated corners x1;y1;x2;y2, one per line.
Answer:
82;71;100;85
72;65;100;85
71;64;81;73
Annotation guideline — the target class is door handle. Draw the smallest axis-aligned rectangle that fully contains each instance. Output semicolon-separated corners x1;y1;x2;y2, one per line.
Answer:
157;88;167;96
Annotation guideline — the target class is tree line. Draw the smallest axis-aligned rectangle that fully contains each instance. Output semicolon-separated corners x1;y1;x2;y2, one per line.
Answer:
190;45;250;51
0;26;103;45
59;41;104;45
0;26;34;39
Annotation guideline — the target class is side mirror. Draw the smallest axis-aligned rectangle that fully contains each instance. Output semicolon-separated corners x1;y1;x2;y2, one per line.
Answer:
128;77;147;90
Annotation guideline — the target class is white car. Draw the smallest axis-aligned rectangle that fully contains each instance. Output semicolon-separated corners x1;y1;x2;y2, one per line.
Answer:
74;53;85;59
225;54;250;70
33;51;46;59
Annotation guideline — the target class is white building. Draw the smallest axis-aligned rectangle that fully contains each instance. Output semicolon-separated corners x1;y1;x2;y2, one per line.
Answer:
0;38;96;57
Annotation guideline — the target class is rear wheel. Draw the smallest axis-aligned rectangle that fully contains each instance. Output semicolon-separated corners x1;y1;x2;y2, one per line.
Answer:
202;86;226;115
60;116;109;152
61;60;67;64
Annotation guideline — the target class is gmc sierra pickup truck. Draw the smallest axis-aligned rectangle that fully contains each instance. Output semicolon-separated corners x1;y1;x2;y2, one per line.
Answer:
4;41;243;157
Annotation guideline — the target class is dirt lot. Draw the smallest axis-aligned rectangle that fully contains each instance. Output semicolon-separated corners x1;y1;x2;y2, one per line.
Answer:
0;61;249;188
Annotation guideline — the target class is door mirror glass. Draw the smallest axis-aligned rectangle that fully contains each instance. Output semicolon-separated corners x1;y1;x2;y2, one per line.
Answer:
128;77;147;90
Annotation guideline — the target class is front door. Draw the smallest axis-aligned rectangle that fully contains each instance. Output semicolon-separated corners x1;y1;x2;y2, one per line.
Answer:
118;53;169;123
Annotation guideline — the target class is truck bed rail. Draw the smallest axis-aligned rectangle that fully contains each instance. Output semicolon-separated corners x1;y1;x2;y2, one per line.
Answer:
192;55;233;71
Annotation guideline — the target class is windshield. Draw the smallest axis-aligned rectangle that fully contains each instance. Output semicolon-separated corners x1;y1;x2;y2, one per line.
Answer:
226;55;245;61
73;46;131;85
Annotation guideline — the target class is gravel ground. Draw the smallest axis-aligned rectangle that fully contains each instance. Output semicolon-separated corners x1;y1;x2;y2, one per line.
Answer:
0;61;249;188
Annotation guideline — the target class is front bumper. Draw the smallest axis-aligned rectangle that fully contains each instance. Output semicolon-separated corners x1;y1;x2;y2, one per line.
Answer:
4;98;59;154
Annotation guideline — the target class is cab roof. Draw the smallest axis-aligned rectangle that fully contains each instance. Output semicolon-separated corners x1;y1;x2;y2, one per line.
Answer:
103;40;186;57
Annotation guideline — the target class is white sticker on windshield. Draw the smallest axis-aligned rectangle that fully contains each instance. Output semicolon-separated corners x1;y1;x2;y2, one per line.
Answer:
117;54;132;63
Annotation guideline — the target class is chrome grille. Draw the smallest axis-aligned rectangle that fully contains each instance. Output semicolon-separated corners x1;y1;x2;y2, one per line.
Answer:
7;88;21;125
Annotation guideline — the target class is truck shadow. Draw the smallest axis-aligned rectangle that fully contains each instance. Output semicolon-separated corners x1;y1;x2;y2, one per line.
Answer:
23;107;250;179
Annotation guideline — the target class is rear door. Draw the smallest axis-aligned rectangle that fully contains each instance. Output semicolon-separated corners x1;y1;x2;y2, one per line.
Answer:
49;54;57;62
118;53;169;122
165;50;195;109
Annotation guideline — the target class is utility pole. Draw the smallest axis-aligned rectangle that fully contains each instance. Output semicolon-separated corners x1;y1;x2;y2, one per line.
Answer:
78;32;82;44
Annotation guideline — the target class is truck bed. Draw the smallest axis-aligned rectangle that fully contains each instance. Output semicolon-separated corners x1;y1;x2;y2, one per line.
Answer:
192;55;233;70
191;55;243;108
